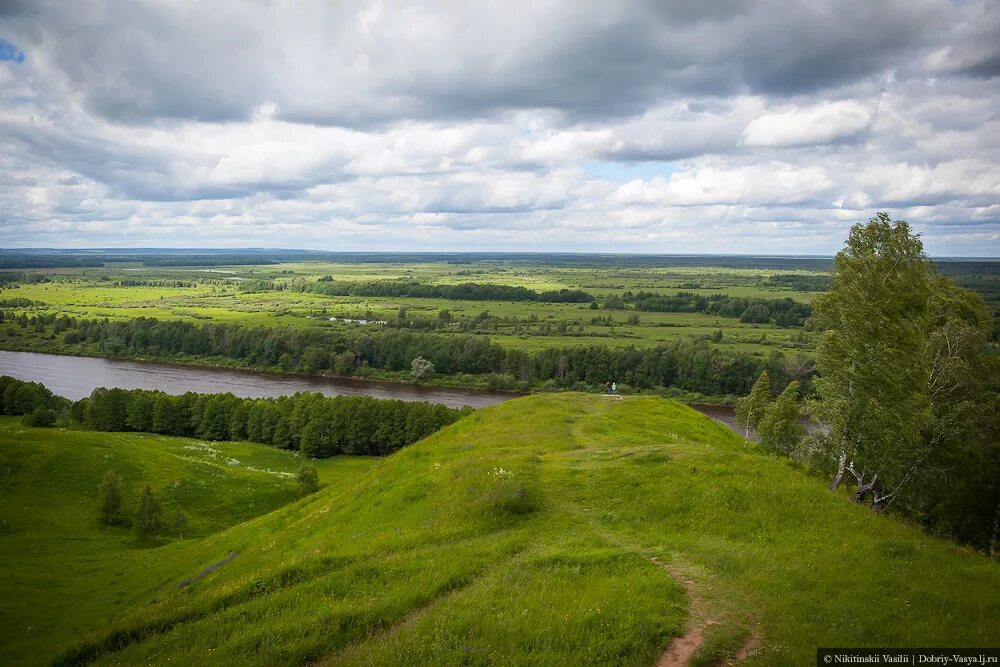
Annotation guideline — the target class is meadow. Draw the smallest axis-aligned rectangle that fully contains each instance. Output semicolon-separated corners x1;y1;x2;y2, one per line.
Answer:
4;394;995;666
0;418;376;664
1;259;825;358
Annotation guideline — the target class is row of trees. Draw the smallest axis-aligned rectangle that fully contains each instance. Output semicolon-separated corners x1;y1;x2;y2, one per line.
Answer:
2;375;468;458
298;279;594;303
76;387;469;457
31;314;790;397
607;291;812;327
739;214;1000;554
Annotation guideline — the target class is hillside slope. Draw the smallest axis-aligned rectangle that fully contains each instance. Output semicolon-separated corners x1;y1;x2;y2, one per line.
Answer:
49;395;1000;665
0;420;375;665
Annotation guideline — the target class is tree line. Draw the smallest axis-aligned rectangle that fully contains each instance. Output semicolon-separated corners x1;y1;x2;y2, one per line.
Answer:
21;314;801;396
297;279;595;303
2;374;467;457
74;387;469;457
602;291;812;327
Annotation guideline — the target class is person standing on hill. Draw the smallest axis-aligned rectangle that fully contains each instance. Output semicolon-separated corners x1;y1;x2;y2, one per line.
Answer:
611;382;617;395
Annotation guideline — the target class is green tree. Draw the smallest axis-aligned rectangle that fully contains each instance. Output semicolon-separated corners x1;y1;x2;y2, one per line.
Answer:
811;213;993;512
173;509;189;539
98;471;124;526
758;381;805;456
735;370;772;441
297;463;319;497
332;350;356;375
135;484;162;540
411;356;434;382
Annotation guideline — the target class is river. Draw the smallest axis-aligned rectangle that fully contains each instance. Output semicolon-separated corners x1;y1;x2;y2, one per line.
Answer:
0;350;758;430
0;351;515;409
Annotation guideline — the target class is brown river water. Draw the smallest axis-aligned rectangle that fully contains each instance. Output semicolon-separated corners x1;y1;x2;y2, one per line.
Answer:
0;350;753;430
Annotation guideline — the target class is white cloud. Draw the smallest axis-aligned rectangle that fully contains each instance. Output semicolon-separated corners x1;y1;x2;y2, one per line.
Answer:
742;100;873;147
612;164;835;207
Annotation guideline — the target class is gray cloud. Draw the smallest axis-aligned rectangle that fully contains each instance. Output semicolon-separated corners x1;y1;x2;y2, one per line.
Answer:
4;0;955;126
0;0;998;255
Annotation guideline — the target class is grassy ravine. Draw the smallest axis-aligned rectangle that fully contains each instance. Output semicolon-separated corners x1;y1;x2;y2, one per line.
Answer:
4;396;1000;666
0;420;375;665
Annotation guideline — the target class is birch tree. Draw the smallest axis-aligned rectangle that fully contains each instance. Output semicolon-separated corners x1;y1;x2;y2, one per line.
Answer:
758;381;805;456
811;213;993;514
735;370;772;442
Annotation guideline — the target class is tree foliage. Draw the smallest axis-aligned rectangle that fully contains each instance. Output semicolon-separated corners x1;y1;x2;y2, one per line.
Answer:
810;213;998;543
758;381;805;456
410;356;434;382
135;485;162;541
69;385;468;458
735;370;772;441
10;311;793;397
98;471;123;526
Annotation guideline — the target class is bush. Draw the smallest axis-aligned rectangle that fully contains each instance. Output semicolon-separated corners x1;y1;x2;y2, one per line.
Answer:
21;406;56;427
297;464;319;497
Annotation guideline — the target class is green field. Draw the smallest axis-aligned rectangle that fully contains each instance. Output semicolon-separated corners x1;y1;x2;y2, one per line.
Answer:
3;395;997;665
1;260;823;358
0;418;376;664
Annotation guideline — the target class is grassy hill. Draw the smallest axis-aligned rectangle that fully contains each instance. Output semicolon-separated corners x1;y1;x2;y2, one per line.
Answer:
0;420;375;665
3;395;999;666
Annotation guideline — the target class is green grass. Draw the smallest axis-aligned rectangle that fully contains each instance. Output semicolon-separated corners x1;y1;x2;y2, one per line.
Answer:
0;419;376;665
6;395;995;666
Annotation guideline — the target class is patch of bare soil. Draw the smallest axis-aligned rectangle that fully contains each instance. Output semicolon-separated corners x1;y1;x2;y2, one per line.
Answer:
650;556;706;667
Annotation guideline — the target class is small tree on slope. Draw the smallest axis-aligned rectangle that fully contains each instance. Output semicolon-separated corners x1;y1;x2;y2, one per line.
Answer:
736;370;772;442
758;381;805;456
98;471;123;526
135;485;162;541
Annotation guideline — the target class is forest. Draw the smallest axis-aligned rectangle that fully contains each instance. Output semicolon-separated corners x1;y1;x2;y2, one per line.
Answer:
0;375;467;457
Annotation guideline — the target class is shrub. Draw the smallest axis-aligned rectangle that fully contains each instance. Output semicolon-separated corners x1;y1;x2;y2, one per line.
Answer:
297;464;319;497
21;406;56;427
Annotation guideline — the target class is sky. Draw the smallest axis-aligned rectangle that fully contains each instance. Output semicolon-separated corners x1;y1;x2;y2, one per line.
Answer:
1;0;999;256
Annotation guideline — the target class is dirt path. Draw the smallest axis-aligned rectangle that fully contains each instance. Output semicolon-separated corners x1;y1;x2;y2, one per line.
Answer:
649;556;706;667
649;554;761;665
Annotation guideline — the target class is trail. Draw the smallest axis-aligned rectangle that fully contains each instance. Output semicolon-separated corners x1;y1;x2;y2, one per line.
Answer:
568;397;758;666
649;556;706;667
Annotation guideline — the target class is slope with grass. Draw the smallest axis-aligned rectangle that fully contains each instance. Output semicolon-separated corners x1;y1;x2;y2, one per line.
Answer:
0;419;376;665
32;394;1000;666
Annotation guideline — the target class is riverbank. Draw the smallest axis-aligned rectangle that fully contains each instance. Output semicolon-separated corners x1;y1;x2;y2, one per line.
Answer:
0;336;740;405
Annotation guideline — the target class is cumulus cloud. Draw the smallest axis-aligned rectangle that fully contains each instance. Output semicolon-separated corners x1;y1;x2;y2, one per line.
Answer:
742;101;873;147
0;0;998;255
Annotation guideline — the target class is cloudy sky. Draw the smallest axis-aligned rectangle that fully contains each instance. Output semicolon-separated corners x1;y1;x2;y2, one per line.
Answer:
2;0;999;255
